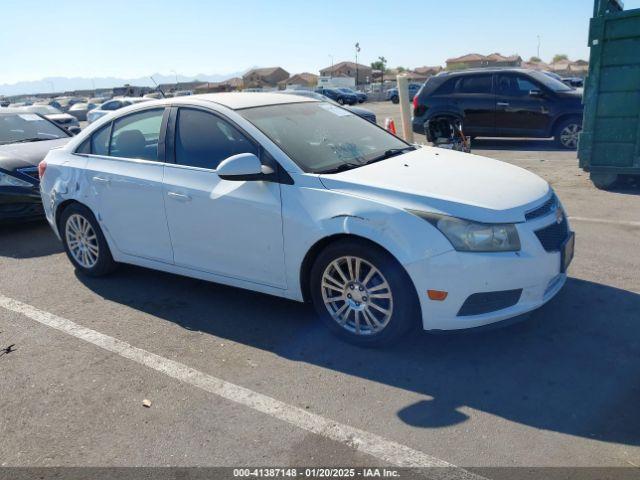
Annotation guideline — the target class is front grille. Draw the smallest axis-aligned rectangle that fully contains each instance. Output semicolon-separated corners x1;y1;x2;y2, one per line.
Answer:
525;195;557;221
458;289;523;316
16;167;40;181
535;216;569;252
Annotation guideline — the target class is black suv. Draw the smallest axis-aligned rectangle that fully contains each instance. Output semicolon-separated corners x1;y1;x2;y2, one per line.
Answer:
412;68;584;149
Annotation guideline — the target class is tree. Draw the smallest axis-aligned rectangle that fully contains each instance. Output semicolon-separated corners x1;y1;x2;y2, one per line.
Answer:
552;54;569;63
529;56;542;63
371;56;387;84
396;66;406;73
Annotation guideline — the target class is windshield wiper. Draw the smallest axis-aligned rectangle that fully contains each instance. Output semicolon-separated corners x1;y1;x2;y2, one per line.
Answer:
364;146;416;165
317;161;364;174
13;137;48;143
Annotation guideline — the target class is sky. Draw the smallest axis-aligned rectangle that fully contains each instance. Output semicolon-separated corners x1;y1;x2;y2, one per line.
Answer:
2;0;640;85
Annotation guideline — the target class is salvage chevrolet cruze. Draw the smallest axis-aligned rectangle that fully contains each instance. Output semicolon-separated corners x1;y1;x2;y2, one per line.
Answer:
39;93;574;346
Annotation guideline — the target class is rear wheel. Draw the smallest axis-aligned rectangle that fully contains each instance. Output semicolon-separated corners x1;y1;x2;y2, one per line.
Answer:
60;203;117;277
554;117;582;149
309;239;419;347
338;97;345;105
391;95;399;104
590;172;619;190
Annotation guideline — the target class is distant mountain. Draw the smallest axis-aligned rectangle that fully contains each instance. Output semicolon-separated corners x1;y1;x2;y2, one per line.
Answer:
0;71;249;97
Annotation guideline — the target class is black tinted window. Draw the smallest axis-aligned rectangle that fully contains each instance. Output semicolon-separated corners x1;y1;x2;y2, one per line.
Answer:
497;75;539;96
109;109;164;161
102;101;120;111
458;75;493;94
175;108;257;170
434;78;457;95
91;124;110;155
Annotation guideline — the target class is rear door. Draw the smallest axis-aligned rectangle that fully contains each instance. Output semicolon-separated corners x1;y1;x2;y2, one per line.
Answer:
454;74;495;136
85;107;174;263
494;73;553;137
162;106;286;288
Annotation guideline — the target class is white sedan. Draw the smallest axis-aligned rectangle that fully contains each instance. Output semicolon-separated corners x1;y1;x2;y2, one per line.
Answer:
39;93;574;346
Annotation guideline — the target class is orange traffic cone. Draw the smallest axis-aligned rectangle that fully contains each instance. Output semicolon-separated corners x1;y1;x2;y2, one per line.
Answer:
385;118;397;135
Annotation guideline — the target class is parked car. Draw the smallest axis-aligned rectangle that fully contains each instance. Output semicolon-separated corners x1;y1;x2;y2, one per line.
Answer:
20;105;81;133
280;90;376;123
0;99;10;107
315;87;357;105
68;102;100;122
386;83;422;104
53;97;84;112
336;88;367;103
40;93;573;346
0;111;71;223
87;97;150;124
412;68;584;149
174;90;193;97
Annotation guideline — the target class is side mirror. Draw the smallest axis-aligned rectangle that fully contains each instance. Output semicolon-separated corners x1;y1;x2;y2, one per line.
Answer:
68;126;82;135
217;153;273;181
529;89;543;98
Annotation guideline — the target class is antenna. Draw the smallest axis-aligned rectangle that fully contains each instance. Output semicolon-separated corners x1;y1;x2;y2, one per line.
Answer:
149;76;166;98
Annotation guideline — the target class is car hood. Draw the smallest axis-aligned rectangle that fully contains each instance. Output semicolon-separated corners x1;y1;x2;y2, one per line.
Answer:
319;147;550;223
47;113;77;121
0;138;70;171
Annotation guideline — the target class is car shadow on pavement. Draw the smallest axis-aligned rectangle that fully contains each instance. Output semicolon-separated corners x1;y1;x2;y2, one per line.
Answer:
0;220;63;258
471;138;568;152
76;265;640;447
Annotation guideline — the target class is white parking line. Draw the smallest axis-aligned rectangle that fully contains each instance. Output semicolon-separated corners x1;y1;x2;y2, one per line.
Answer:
0;294;483;478
568;216;640;228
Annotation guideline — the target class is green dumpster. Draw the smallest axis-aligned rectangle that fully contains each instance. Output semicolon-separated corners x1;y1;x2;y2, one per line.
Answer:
578;0;640;189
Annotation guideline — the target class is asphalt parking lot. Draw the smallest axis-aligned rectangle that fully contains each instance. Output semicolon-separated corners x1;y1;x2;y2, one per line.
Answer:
1;101;639;472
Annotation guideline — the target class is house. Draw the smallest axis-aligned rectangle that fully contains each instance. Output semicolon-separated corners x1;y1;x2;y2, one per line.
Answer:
194;77;243;93
278;72;318;89
406;66;443;82
446;53;522;70
242;67;289;89
549;59;589;76
157;81;204;93
319;61;372;85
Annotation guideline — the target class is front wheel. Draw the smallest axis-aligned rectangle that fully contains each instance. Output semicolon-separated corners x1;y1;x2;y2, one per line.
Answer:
338;98;345;105
555;117;582;149
310;239;420;347
391;96;399;104
60;203;117;277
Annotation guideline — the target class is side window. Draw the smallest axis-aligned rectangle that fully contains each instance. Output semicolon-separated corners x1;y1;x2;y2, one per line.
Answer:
434;78;457;95
497;75;540;97
458;75;493;94
109;109;164;161
175;108;258;170
91;124;111;155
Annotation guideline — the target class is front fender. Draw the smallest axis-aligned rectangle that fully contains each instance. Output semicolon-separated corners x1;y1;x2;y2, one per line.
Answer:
280;174;453;300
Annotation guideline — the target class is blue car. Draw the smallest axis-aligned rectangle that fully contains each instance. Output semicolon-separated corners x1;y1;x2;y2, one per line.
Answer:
315;87;358;105
336;88;367;103
386;83;422;104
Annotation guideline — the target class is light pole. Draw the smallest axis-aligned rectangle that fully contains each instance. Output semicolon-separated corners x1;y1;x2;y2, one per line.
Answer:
537;35;541;59
328;54;334;79
355;42;360;88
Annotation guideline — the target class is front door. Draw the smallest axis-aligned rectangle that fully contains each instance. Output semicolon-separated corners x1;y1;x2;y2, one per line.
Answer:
162;107;286;288
494;73;552;137
86;108;174;263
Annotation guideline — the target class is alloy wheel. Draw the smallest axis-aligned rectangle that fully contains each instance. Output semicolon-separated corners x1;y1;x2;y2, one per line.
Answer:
65;213;100;269
321;256;393;335
560;123;581;149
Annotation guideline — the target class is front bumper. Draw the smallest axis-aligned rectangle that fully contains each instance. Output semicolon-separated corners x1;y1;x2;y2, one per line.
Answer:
404;213;572;331
0;189;44;223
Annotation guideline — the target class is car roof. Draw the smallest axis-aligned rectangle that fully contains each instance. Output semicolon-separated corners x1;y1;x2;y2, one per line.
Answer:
436;67;540;77
168;92;317;110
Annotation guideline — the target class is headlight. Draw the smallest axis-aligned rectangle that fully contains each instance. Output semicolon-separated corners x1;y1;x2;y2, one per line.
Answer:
408;210;521;252
0;171;33;188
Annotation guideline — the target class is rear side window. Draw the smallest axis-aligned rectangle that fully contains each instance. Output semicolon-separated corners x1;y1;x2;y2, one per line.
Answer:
109;109;164;161
458;75;493;94
433;78;457;95
175;108;258;170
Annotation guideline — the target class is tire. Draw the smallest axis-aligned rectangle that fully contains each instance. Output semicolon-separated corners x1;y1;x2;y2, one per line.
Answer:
59;203;117;277
590;172;619;190
338;98;345;105
309;239;420;347
554;117;582;149
391;96;399;104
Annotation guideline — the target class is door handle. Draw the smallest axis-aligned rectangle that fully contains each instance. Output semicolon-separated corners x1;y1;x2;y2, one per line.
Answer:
497;102;510;107
92;176;110;184
167;191;192;202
